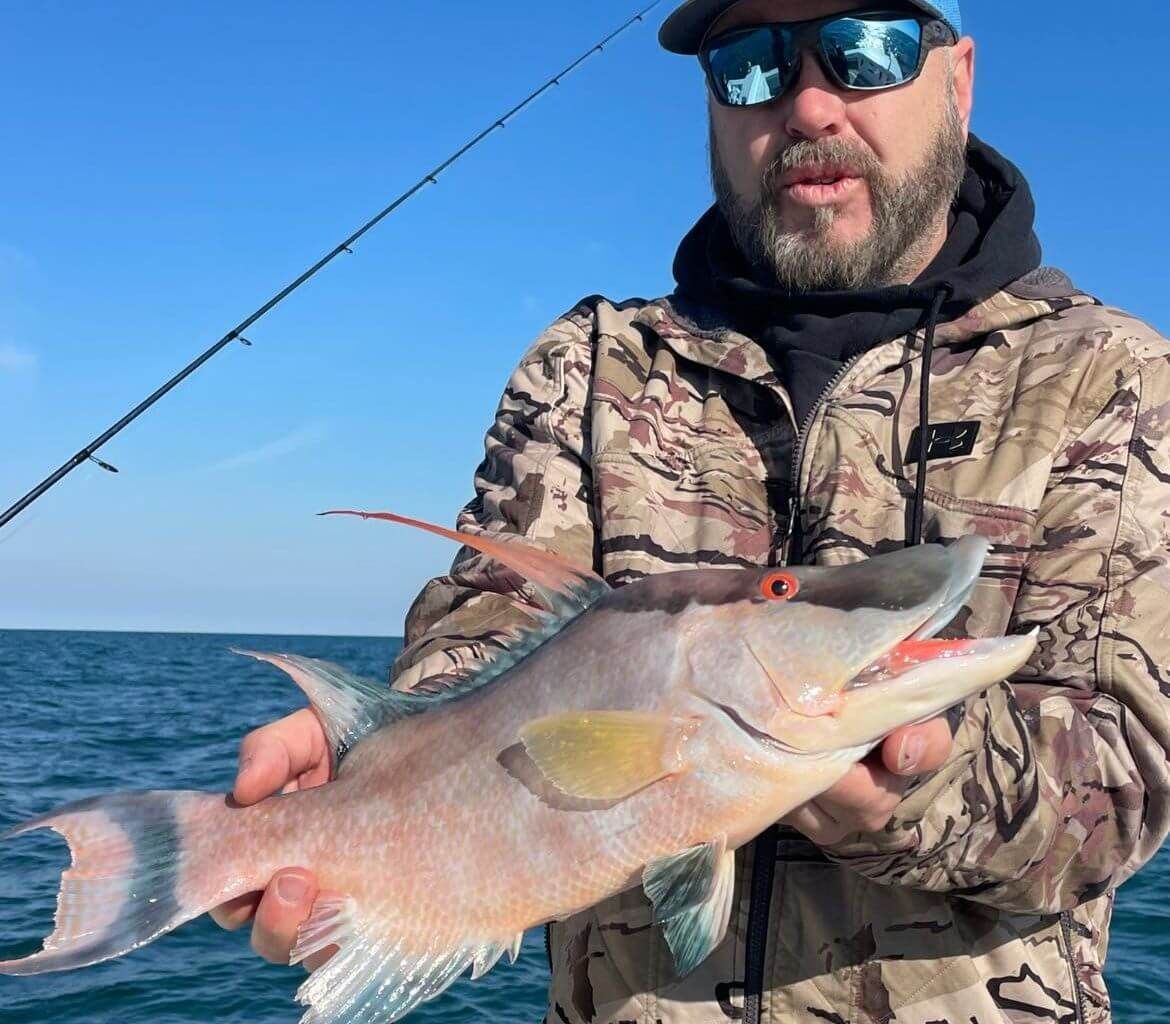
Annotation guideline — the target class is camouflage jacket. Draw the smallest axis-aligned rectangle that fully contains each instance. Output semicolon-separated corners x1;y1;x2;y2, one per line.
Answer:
391;269;1170;1024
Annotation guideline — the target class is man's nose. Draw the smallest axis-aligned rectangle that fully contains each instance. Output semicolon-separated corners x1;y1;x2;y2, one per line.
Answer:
782;52;848;141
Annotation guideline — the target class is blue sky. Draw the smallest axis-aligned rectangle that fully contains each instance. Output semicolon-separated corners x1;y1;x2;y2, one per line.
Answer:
1;1;1167;635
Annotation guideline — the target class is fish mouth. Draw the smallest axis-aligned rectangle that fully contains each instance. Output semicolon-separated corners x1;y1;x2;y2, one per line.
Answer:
845;634;1020;692
755;536;1037;753
842;535;1034;697
847;535;990;691
829;627;1038;747
826;536;1036;741
751;536;1006;722
768;626;1037;757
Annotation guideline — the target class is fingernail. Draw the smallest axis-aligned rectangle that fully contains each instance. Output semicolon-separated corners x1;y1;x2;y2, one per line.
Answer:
276;875;309;904
898;735;925;774
237;756;254;778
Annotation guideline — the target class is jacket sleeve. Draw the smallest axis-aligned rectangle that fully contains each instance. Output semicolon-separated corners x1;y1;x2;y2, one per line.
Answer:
389;309;597;694
826;358;1170;914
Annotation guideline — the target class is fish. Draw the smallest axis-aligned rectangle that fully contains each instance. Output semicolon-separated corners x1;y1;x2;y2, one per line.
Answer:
0;512;1037;1024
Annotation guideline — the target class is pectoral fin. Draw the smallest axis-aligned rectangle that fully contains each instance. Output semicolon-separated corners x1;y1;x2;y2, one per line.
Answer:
643;837;735;976
518;711;693;801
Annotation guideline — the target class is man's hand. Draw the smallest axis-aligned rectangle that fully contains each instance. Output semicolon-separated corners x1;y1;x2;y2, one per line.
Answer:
781;717;953;845
209;708;335;969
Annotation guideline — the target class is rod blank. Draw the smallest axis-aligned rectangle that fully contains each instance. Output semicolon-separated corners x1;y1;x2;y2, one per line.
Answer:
0;1;664;531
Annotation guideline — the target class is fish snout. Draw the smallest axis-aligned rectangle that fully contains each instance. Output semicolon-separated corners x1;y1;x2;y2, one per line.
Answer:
758;537;1036;754
749;536;991;715
908;534;989;640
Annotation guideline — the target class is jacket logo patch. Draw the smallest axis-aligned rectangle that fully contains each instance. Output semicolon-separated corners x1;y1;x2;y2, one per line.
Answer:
906;420;981;464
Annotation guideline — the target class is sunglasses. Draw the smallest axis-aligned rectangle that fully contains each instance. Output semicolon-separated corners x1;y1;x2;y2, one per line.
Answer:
700;9;956;107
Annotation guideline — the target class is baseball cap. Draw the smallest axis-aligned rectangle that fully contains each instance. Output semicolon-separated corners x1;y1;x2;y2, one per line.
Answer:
659;1;963;54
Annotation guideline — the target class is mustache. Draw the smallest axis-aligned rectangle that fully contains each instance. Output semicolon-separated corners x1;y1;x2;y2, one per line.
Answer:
760;138;884;199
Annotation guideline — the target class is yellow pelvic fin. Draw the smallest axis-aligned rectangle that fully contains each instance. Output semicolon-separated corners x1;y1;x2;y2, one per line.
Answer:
518;710;693;801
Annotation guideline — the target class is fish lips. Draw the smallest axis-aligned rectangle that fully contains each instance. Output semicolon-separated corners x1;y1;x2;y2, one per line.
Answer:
841;535;1032;704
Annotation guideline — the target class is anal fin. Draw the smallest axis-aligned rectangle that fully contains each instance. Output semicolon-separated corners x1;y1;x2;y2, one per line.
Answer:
471;944;504;982
469;930;524;980
643;837;735;977
293;897;520;1024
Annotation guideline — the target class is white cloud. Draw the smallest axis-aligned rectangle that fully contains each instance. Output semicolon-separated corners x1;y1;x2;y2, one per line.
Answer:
0;343;36;373
204;422;328;472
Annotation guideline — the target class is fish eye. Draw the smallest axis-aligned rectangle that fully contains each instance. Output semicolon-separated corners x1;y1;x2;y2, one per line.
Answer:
760;571;799;601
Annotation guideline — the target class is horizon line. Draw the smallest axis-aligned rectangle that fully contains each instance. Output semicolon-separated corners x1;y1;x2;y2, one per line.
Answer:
0;625;404;640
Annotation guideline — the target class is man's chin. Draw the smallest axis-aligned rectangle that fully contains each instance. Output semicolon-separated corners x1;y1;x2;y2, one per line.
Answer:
763;226;884;293
775;223;876;258
776;203;871;240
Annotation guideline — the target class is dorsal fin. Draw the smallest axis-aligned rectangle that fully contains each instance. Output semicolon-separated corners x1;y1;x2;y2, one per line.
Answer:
235;591;593;768
234;604;597;771
319;509;609;615
258;512;610;768
232;650;423;772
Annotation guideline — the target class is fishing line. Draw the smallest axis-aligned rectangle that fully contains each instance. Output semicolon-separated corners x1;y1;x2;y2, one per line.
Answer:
0;1;665;532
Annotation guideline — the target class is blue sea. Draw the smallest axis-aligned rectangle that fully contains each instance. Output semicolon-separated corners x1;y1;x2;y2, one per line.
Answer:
0;630;1166;1023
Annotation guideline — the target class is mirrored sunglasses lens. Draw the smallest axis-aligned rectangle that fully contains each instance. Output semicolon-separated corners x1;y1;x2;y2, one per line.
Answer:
705;28;785;105
821;17;922;89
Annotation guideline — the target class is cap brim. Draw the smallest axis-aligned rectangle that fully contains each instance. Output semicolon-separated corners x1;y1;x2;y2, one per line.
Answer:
658;0;739;55
658;0;955;55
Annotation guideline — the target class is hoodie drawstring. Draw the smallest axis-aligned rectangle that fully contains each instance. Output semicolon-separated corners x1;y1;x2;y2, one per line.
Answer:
908;285;952;548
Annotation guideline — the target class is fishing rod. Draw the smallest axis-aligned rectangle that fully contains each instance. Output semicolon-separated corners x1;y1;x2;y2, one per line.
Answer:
0;1;665;532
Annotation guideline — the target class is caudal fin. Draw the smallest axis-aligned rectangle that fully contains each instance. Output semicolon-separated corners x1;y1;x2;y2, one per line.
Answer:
0;790;233;975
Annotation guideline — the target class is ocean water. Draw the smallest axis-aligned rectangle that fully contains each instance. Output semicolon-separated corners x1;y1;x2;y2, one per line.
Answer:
0;629;1166;1023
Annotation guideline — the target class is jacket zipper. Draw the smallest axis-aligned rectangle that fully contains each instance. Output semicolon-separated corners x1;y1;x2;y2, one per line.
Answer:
743;825;779;1023
785;354;867;553
743;355;866;1024
1060;912;1087;1024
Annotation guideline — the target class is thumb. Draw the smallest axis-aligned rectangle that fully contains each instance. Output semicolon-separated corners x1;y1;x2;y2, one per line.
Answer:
234;708;330;806
883;716;953;778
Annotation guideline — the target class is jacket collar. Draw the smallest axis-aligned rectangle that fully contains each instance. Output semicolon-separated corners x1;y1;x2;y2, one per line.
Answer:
633;272;1095;390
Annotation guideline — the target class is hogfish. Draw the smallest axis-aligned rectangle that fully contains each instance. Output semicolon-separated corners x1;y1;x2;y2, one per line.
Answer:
0;513;1037;1023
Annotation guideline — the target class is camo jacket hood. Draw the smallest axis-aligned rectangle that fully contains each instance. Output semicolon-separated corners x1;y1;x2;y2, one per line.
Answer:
391;271;1170;1024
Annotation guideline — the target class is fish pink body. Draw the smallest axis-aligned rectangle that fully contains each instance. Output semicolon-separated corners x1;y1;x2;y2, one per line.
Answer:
1;513;1036;1023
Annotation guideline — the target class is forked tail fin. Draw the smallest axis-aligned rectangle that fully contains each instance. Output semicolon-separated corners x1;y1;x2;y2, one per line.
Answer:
0;790;244;975
2;789;529;1022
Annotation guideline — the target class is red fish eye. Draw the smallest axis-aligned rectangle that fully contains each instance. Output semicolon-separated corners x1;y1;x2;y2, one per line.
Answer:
761;571;799;601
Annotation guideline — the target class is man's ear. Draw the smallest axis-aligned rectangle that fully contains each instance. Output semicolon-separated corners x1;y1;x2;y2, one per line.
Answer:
950;37;976;131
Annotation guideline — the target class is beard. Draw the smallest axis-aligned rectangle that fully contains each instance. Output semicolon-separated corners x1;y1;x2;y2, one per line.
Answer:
710;92;968;292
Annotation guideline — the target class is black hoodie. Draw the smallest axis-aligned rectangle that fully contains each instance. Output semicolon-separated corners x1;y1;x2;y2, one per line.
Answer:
672;134;1043;429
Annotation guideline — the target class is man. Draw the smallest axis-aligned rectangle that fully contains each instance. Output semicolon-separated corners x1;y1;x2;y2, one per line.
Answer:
213;1;1170;1020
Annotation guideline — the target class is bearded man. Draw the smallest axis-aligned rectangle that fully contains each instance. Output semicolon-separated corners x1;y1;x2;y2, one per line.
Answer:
213;2;1170;1021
